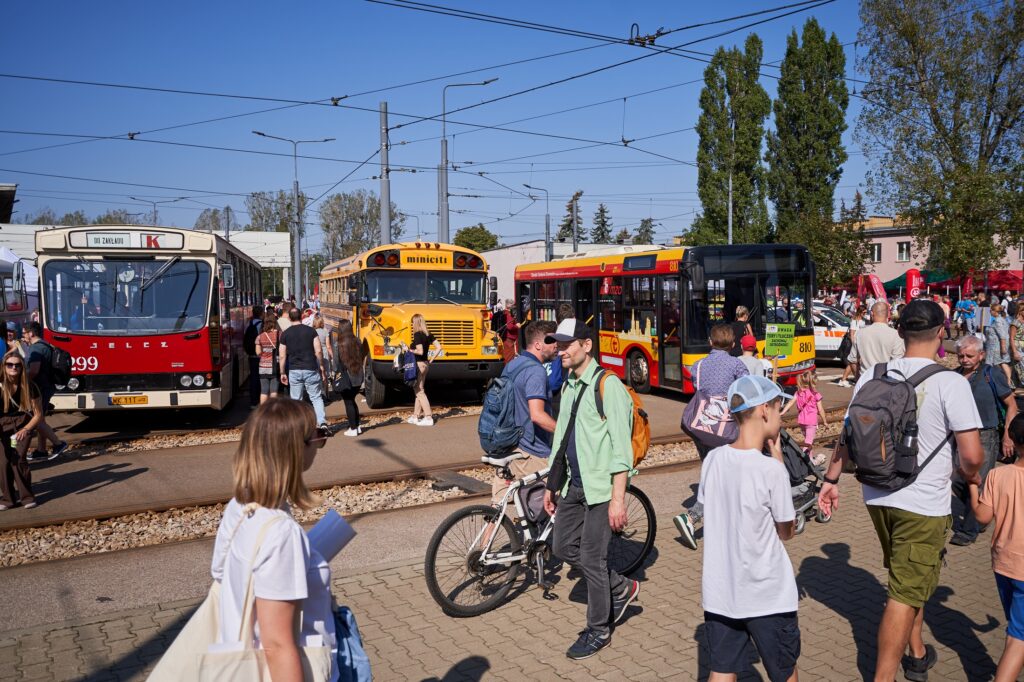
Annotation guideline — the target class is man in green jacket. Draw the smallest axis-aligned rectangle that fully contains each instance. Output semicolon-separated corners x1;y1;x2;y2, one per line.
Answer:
542;319;640;660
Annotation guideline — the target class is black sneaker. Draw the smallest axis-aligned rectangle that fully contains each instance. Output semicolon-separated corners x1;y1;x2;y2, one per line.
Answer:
26;450;47;463
48;442;68;460
611;580;640;625
566;629;610;660
949;532;975;546
902;644;937;682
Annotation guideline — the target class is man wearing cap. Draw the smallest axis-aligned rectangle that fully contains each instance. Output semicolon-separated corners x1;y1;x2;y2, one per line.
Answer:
818;299;984;682
542;319;640;660
738;334;768;378
699;374;800;681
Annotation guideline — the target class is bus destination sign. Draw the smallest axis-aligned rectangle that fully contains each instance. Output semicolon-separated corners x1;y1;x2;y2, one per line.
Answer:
75;231;186;250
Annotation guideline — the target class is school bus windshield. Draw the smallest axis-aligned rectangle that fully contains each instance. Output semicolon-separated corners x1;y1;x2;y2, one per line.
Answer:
364;270;485;305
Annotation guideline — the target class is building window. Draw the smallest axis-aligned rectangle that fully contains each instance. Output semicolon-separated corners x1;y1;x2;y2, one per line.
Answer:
870;243;882;263
897;241;911;262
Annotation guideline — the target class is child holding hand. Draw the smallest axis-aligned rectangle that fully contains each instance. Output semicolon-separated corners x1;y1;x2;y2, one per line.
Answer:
969;413;1024;682
782;370;828;466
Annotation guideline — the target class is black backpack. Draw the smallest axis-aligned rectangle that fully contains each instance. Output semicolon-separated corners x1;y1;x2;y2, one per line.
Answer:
843;362;952;491
48;342;73;386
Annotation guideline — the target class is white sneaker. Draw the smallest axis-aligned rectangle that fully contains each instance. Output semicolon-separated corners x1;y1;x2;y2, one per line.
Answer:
416;417;434;427
407;416;419;424
834;379;851;387
344;428;359;437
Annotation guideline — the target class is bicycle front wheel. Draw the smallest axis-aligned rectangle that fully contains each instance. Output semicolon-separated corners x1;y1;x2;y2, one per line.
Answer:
424;504;522;617
608;485;657;576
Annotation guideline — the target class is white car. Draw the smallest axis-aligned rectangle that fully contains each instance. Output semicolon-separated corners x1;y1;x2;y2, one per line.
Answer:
812;303;850;361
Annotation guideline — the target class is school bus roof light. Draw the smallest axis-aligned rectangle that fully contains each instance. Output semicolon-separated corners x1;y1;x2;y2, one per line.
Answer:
386;253;399;266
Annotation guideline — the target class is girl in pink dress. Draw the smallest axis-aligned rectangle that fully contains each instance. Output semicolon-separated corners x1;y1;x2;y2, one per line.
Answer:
783;370;828;466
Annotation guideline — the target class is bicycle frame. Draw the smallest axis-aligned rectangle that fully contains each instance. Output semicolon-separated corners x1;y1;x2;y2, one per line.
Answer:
474;466;556;568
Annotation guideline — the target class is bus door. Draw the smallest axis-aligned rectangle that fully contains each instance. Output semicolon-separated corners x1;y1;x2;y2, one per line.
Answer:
574;279;598;347
658;275;683;387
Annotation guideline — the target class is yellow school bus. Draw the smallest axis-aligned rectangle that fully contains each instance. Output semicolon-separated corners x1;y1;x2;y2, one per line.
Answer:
515;243;817;393
320;242;503;407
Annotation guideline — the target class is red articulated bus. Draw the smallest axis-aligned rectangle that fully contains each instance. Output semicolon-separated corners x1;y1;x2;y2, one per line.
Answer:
35;225;261;411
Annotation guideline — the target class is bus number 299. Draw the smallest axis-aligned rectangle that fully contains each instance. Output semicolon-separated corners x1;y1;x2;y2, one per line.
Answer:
72;356;99;372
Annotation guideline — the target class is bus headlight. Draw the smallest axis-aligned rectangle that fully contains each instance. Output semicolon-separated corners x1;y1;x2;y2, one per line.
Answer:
384;344;399;355
180;375;193;387
67;378;80;391
193;374;205;387
483;345;499;355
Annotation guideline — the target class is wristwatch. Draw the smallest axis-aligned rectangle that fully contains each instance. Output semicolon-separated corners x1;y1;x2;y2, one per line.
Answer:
823;474;840;485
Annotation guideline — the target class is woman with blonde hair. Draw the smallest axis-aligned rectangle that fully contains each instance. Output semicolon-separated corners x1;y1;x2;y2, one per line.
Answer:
0;351;43;510
210;398;337;681
312;315;335;380
408;313;440;426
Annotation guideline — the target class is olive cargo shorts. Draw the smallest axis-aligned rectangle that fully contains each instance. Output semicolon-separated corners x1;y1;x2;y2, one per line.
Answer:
868;505;951;608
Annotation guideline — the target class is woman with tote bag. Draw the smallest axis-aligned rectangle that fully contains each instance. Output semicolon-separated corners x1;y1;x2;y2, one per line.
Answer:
149;398;370;681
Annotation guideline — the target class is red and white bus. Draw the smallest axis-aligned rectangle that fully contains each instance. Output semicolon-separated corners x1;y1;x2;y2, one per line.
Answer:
36;225;261;411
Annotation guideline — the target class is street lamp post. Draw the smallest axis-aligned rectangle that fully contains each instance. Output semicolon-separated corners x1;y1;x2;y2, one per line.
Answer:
523;184;551;262
252;131;334;302
401;213;421;240
128;196;183;225
440;78;497;243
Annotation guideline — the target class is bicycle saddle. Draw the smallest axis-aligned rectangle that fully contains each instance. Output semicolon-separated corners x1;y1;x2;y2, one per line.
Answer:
480;453;530;467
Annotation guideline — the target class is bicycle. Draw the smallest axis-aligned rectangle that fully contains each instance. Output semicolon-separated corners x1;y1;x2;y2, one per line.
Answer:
424;452;657;617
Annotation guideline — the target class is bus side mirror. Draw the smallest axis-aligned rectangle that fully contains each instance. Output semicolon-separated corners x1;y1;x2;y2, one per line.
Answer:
220;264;235;289
489;276;497;290
12;261;23;287
366;303;384;317
489;291;498;307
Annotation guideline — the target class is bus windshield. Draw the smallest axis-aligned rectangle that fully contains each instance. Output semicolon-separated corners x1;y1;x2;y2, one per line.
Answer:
364;270;485;305
43;259;211;335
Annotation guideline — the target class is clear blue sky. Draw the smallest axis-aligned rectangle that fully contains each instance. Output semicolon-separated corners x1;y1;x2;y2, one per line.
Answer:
2;0;866;251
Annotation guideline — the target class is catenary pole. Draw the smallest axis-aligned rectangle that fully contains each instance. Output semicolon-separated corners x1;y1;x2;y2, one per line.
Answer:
380;102;392;245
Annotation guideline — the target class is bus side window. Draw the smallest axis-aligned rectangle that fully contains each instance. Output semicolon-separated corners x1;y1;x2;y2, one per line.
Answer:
598;277;622;333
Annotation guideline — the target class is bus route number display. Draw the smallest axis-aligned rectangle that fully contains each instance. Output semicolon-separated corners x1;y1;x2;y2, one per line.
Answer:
764;324;795;357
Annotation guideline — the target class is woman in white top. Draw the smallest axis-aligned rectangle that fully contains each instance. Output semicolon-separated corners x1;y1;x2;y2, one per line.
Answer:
210;398;337;682
835;305;868;387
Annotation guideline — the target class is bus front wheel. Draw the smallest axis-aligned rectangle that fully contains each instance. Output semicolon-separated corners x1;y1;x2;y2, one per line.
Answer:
363;359;386;408
628;351;651;394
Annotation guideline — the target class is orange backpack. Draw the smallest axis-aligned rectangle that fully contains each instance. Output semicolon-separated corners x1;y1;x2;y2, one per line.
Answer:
594;369;651;468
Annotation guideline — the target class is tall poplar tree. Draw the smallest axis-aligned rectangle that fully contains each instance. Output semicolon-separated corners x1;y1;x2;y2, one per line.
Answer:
556;191;585;242
690;34;772;245
591;203;613;243
767;18;849;243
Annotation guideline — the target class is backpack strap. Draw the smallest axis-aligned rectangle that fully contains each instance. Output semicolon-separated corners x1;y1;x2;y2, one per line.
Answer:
592;368;608;420
872;362;889;381
905;363;950;387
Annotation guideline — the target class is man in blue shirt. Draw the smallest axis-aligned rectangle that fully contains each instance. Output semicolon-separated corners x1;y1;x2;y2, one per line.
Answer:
956;296;978;336
490;320;558;510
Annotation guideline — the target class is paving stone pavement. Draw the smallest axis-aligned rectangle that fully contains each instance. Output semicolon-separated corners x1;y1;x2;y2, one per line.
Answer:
0;471;1013;681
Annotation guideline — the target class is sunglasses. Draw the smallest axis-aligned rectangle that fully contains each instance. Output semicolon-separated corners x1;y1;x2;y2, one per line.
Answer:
4;362;22;369
305;426;331;448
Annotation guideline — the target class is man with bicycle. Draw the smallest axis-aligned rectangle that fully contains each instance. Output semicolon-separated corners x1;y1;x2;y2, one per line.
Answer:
542;319;640;660
490;320;559;508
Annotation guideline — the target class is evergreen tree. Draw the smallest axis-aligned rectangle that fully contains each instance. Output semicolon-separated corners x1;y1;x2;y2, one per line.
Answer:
590;203;613;243
811;191;872;289
634;218;656;245
556;191;585;242
614;227;632;244
767;18;849;244
690;34;772;245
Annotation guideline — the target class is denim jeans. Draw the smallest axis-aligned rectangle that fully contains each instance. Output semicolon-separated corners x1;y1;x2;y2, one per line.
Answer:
951;428;1000;539
288;369;326;425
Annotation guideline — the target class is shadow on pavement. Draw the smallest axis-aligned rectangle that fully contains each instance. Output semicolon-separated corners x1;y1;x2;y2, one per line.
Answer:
425;654;491;681
77;606;190;681
33;461;148;502
925;585;998;681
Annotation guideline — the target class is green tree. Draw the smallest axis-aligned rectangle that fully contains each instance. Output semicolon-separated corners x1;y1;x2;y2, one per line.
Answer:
767;18;849;244
194;206;240;234
556;191;585;242
590;203;613;243
634;218;656;245
23;208;90;226
857;0;1024;279
690;34;773;245
810;191;873;288
244;190;307;237
93;209;142;225
318;189;405;260
453;223;499;252
614;227;632;244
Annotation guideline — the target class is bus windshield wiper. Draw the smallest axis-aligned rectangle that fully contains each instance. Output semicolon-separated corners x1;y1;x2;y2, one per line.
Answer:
141;257;180;292
438;296;462;306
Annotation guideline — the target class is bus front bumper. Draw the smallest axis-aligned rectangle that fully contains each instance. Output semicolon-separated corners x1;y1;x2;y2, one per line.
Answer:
51;389;225;411
370;359;503;383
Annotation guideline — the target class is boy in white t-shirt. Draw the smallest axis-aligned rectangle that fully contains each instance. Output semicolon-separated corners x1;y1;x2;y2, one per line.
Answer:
698;375;800;682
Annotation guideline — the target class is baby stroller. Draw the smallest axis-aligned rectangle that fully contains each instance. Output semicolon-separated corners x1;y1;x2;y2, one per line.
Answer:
778;428;831;534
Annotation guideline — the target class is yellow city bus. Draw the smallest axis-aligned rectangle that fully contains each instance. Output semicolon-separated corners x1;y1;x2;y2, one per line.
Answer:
514;243;816;393
319;242;504;407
